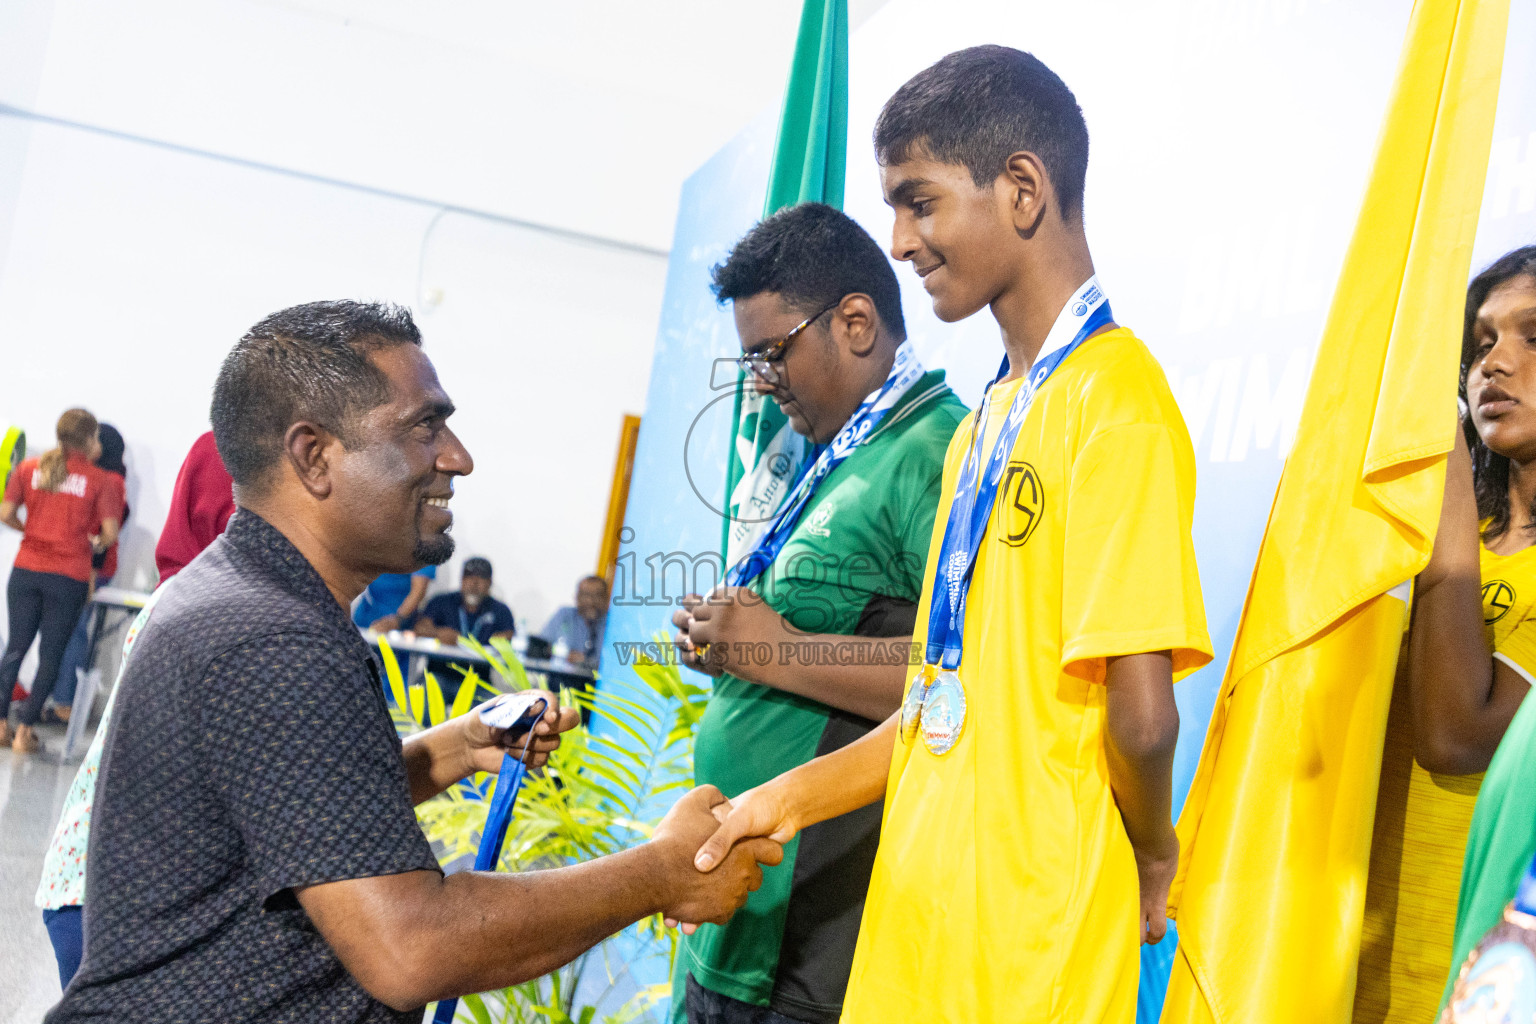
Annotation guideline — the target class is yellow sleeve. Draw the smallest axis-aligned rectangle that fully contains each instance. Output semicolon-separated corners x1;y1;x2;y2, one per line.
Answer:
1494;615;1536;687
1060;422;1212;684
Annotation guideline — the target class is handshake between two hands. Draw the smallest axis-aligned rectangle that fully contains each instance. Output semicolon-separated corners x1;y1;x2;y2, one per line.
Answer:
651;783;797;933
463;691;795;934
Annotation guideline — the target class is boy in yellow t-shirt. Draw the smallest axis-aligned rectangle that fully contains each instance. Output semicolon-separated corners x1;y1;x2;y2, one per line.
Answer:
681;46;1212;1023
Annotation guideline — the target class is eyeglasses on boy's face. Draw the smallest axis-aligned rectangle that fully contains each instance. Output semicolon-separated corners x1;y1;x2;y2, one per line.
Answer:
735;298;841;386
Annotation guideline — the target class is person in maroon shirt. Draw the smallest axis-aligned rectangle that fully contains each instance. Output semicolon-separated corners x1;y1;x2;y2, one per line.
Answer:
0;408;124;752
155;430;235;582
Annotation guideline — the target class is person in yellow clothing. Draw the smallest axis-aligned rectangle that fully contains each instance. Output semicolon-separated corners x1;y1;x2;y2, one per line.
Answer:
1353;247;1536;1022
678;46;1212;1023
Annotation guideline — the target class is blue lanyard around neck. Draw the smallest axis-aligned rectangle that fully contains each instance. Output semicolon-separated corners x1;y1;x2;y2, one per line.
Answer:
724;341;926;588
923;277;1113;670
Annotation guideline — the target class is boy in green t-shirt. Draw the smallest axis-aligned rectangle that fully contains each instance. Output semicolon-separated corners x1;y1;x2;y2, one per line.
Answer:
670;202;966;1024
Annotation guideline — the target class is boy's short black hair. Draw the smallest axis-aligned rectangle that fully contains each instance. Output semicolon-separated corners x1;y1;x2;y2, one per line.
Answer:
874;45;1090;220
711;202;907;341
211;300;422;491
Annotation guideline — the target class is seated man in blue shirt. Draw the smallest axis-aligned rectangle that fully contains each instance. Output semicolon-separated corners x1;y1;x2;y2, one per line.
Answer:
354;565;435;631
413;557;514;646
541;575;609;667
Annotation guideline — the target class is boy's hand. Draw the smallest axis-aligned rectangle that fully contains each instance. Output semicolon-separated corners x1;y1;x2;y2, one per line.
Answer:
673;588;789;682
1136;831;1179;944
672;594;724;677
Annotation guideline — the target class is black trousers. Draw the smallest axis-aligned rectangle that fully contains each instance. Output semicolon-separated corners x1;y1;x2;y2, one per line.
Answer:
685;975;816;1024
0;566;90;726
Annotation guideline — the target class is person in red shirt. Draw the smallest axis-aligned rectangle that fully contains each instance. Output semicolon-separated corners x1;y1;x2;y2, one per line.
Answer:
0;408;124;752
154;430;235;582
44;423;132;723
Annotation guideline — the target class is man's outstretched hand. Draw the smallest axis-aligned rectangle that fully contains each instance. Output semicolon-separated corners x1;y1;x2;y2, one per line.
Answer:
460;690;581;776
664;783;802;934
650;786;784;929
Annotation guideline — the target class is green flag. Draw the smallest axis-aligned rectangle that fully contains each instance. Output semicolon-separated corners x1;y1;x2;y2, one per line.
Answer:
721;0;849;566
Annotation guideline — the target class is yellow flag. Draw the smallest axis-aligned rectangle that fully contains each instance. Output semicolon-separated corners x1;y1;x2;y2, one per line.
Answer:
1162;2;1508;1022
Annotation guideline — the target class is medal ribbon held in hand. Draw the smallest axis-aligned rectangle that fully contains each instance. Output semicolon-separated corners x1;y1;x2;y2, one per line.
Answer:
724;340;926;588
900;277;1113;756
431;695;549;1024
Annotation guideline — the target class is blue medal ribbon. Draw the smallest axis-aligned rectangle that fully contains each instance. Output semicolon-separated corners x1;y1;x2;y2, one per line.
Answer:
923;277;1113;670
725;341;926;587
431;699;548;1024
1517;850;1536;918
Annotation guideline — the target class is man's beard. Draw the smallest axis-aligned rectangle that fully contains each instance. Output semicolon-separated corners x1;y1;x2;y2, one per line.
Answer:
414;535;453;565
412;505;455;566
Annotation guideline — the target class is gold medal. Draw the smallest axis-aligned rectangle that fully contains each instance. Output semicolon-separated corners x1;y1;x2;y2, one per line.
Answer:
899;667;933;744
920;670;967;756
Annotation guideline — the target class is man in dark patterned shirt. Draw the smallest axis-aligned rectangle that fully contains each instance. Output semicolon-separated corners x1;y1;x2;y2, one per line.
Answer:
51;302;779;1024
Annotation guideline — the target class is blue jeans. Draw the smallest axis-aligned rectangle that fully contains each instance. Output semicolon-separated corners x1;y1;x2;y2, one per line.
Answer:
51;595;102;707
43;905;83;989
54;574;113;706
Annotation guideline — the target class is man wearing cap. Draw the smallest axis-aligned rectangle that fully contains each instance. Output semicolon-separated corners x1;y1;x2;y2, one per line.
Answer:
413;556;514;646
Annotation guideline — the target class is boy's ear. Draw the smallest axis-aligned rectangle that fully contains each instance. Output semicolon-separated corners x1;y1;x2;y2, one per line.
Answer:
1001;151;1049;237
837;294;880;357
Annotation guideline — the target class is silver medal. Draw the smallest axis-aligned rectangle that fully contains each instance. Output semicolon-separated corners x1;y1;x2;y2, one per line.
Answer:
900;670;930;743
920;670;967;756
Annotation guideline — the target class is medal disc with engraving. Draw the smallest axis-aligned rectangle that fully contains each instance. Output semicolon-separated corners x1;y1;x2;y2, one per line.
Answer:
1445;940;1536;1022
920;670;967;755
1442;902;1536;1023
900;670;930;743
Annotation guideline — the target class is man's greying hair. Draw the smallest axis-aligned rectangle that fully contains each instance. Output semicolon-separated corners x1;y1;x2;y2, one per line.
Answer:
874;45;1090;220
711;203;907;341
211;300;422;489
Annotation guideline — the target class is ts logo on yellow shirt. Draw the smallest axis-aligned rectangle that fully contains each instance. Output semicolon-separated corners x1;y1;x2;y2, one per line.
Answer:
1483;579;1516;624
999;460;1045;547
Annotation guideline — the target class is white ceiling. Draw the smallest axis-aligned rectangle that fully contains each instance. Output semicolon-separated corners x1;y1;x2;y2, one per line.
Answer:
10;0;890;254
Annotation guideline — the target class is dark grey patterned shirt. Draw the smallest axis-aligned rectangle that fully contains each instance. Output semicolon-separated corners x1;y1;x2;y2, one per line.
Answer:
50;511;441;1024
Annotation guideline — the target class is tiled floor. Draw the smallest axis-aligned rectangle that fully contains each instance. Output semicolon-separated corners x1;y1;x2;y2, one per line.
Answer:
0;722;87;1024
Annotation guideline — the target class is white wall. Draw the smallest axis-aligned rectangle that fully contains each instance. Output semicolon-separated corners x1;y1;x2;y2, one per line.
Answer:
0;0;918;646
0;0;919;648
0;110;665;639
4;0;889;253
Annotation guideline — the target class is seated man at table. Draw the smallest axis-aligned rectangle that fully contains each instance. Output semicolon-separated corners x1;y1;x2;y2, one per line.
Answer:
541;575;608;666
413;556;514;646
